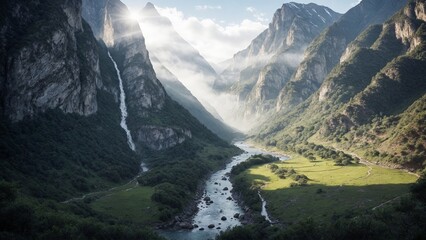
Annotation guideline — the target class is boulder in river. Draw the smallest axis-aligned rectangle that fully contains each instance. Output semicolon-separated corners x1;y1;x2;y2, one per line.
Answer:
208;224;215;229
199;228;204;231
226;196;232;200
223;187;229;191
178;222;193;229
222;177;227;181
216;227;221;230
193;224;198;228
204;196;211;202
221;216;227;221
234;213;240;218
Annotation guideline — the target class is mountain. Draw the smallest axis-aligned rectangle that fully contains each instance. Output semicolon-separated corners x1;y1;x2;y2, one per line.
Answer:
0;0;239;238
276;0;408;112
139;3;221;113
150;56;238;141
254;0;426;170
137;3;238;140
218;3;341;126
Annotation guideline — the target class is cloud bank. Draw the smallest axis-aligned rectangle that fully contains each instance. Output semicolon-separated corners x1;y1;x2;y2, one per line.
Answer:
156;7;267;64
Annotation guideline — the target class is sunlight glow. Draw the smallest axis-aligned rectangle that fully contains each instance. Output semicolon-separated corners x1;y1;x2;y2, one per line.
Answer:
128;10;140;21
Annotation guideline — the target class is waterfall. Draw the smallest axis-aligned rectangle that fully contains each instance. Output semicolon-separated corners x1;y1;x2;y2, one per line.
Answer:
258;191;272;223
108;51;136;151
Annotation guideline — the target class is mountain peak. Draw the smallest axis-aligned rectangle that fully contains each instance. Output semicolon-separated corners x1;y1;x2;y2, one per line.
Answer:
145;2;155;9
142;2;160;17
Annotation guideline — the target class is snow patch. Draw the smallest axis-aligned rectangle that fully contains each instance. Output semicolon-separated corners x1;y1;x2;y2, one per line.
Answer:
289;2;300;9
324;8;332;17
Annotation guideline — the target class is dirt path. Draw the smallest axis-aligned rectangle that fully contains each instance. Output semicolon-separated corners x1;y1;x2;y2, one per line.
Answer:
62;175;140;204
371;193;410;210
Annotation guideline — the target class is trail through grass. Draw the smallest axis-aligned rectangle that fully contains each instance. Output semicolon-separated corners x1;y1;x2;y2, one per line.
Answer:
242;154;417;223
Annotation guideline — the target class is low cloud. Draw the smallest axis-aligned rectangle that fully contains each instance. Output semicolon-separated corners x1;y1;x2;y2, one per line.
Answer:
156;7;267;64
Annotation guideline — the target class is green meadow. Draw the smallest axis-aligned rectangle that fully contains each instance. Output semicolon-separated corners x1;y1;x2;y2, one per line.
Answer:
242;154;418;224
91;185;161;225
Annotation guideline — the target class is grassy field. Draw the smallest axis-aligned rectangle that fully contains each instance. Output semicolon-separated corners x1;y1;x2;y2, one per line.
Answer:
91;186;161;225
242;154;418;224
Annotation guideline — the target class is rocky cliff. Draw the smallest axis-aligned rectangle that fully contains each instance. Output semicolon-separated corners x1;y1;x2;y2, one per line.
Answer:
219;3;340;125
0;0;100;121
276;0;408;112
82;0;165;115
82;0;200;150
254;0;425;170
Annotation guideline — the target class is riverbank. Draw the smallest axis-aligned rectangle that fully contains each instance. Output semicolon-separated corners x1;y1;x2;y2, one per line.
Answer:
158;142;289;240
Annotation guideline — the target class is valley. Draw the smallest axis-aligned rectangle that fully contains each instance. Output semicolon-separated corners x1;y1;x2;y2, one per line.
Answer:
1;0;425;239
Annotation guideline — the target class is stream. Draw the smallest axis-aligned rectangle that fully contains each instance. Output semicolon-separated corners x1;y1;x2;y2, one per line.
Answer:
108;51;148;172
160;142;287;240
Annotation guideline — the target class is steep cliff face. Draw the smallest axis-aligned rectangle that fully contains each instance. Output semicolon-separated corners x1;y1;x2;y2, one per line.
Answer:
82;0;233;149
330;0;426;128
82;0;200;150
219;3;340;123
222;3;340;96
136;125;192;150
276;0;408;112
0;0;100;121
82;0;166;116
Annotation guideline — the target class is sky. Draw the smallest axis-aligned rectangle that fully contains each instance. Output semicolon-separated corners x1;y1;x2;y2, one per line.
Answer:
122;0;362;64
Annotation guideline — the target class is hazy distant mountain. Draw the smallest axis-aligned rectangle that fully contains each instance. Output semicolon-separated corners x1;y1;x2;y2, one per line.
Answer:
139;3;221;112
218;2;340;126
150;56;238;141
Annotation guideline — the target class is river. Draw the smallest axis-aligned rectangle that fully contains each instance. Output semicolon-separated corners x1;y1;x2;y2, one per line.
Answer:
159;142;287;240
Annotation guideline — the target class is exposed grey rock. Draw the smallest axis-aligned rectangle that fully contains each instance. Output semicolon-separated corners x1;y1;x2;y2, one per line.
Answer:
276;0;407;112
1;0;100;121
136;126;192;150
218;3;340;126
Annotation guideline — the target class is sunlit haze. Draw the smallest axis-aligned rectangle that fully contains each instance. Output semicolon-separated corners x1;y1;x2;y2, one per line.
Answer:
122;0;359;64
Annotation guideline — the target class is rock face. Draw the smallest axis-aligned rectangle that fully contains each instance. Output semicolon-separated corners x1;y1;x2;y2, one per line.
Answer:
82;0;165;115
219;3;340;124
276;0;407;112
83;0;203;151
255;0;425;170
136;126;192;150
0;0;100;121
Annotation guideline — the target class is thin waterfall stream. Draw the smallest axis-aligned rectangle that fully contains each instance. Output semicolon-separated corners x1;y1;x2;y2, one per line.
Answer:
108;51;136;151
108;51;148;172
